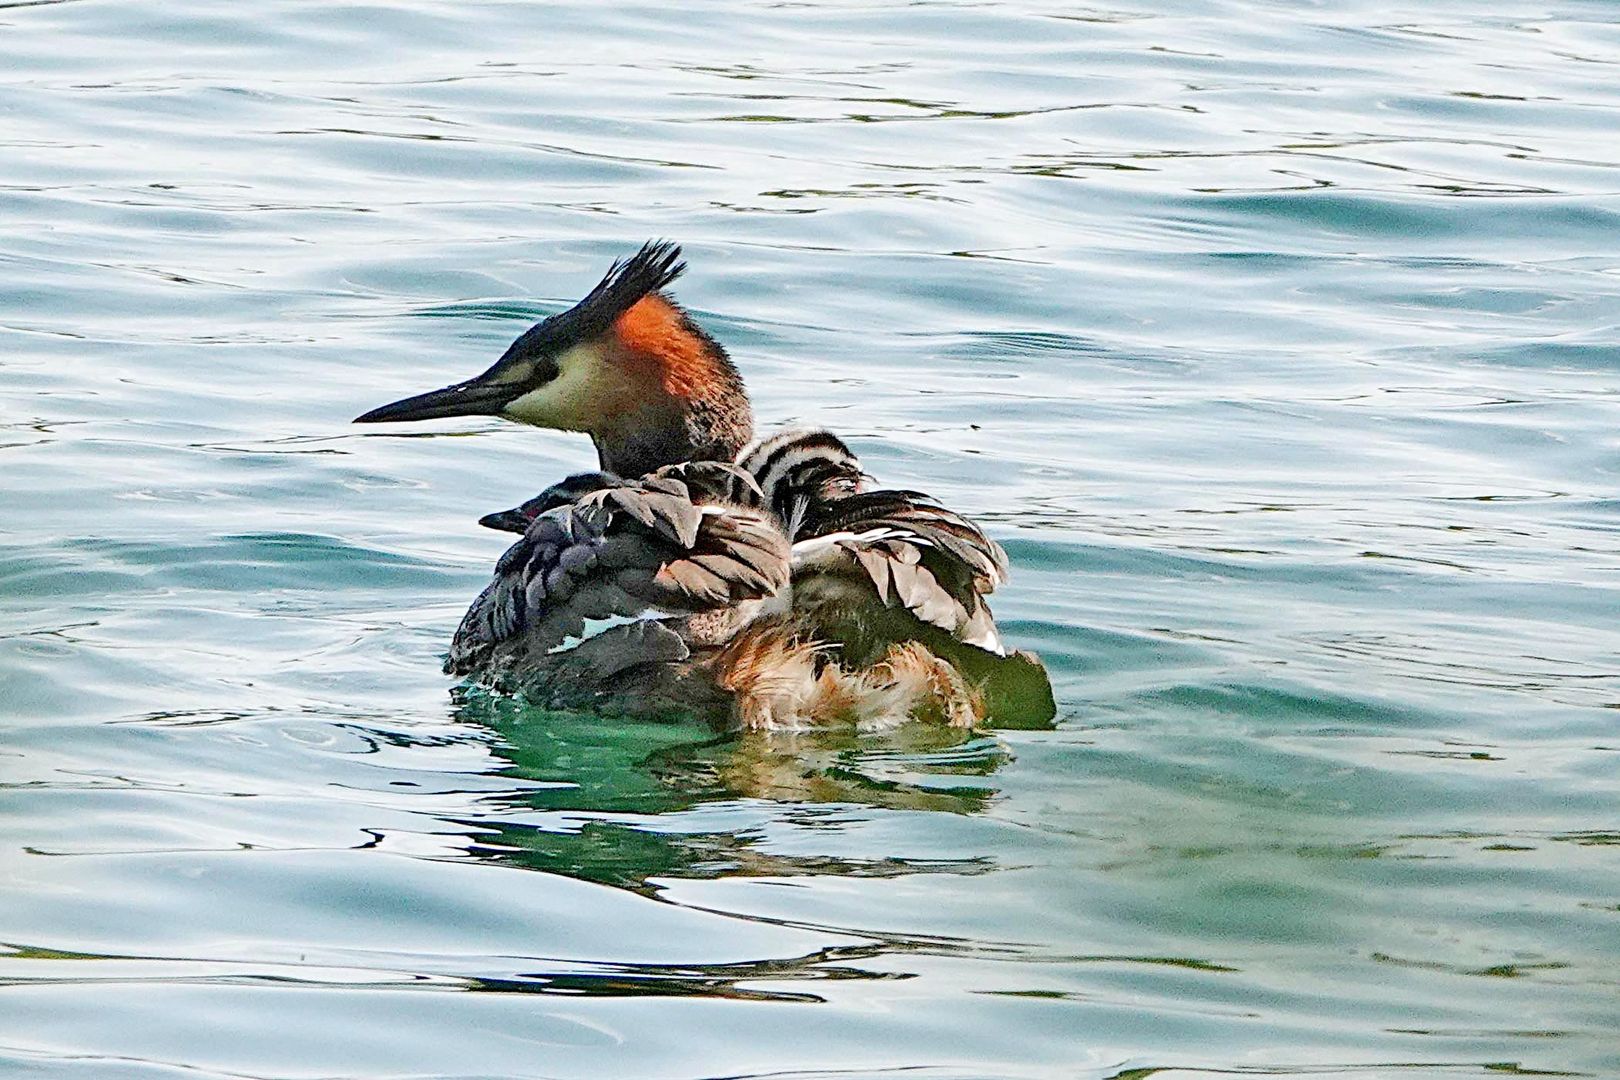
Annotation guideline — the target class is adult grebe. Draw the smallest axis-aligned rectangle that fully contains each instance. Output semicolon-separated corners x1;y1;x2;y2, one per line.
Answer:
357;242;1054;731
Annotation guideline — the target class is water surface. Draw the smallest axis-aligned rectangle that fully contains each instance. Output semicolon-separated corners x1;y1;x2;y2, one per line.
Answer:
2;1;1618;1076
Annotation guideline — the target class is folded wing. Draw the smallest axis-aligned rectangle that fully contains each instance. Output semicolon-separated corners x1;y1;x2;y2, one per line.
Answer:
449;461;790;679
790;488;1010;655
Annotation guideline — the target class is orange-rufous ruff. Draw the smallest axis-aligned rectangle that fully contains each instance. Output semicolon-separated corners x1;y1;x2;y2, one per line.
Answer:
613;294;727;402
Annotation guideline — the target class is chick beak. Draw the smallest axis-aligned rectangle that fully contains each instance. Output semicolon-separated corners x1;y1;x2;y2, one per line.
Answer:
476;507;534;534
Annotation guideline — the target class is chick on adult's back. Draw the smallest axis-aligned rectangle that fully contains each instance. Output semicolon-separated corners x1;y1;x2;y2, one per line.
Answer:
356;243;1055;730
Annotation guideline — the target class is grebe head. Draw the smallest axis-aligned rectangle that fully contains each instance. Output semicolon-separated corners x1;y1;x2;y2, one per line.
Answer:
355;241;753;477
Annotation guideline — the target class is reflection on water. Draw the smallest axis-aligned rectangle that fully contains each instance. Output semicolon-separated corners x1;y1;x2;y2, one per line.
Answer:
454;692;1005;893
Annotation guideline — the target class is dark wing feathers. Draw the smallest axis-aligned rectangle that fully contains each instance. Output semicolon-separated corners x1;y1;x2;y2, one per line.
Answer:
599;481;701;545
663;458;771;510
794;488;1009;653
449;461;789;678
801;489;1008;594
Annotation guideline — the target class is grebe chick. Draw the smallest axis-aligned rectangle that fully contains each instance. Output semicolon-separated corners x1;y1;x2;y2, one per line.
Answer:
357;243;1054;730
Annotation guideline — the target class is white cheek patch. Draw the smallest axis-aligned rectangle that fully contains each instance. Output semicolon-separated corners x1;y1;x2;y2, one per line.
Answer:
500;342;608;430
502;383;571;427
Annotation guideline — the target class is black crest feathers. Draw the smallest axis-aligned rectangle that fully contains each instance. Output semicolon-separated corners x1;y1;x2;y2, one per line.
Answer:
504;240;688;355
564;240;687;339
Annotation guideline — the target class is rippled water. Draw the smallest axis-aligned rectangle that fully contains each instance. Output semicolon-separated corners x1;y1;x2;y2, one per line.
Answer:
3;1;1619;1076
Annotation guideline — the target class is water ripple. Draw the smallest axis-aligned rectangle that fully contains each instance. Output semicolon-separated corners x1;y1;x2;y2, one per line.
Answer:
3;0;1619;1076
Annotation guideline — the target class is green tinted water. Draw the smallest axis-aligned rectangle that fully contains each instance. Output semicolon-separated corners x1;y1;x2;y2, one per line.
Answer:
2;2;1618;1076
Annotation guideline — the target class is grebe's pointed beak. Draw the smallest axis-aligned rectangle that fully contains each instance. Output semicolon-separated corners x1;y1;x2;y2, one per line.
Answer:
354;338;555;424
353;378;517;424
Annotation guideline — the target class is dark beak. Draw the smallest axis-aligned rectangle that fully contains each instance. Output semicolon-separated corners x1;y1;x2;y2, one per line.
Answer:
353;376;519;424
354;329;560;424
477;507;533;534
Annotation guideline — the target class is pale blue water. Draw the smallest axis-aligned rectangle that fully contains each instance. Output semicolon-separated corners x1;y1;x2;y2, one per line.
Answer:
3;1;1618;1076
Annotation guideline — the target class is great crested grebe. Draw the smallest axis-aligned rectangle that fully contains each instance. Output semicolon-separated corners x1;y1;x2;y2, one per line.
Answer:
356;242;1054;731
